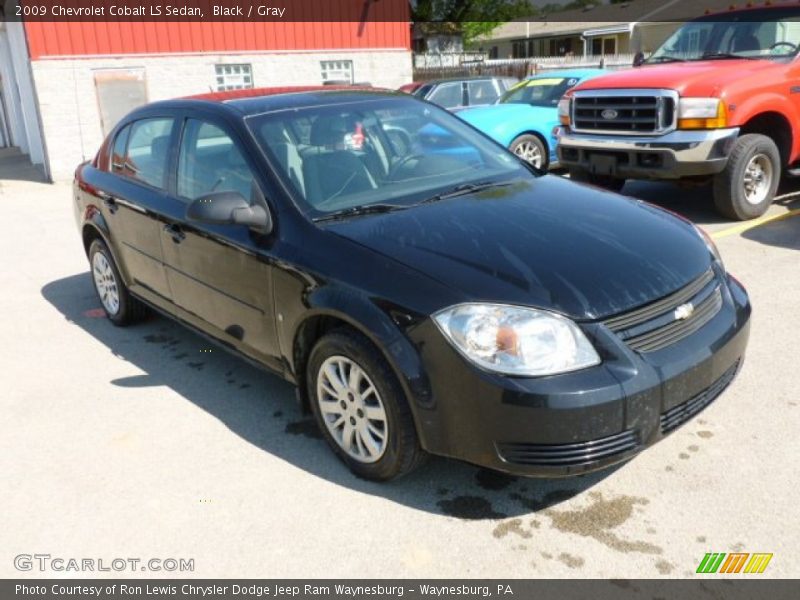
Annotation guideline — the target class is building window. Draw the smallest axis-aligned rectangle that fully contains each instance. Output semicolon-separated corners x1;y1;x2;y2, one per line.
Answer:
320;60;354;85
214;64;253;92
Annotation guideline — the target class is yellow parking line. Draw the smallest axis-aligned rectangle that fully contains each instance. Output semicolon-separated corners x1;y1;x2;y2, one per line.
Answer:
711;208;800;240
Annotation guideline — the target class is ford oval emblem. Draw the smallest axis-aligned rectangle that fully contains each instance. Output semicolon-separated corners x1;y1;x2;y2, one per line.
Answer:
601;109;619;120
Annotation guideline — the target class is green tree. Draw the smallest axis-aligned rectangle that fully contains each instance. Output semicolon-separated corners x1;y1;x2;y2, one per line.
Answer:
411;1;534;45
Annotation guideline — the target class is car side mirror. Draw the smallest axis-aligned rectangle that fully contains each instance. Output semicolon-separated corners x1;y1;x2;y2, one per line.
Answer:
186;191;272;234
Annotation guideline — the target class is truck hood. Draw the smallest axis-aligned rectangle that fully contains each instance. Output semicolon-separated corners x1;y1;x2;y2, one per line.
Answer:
322;175;711;320
575;59;786;97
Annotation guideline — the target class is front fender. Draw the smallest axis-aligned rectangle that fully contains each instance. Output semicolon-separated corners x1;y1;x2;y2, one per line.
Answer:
290;285;433;409
728;92;800;158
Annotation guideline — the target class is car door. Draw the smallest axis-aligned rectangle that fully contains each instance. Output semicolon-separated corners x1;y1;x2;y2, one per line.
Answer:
90;116;177;300
158;115;280;366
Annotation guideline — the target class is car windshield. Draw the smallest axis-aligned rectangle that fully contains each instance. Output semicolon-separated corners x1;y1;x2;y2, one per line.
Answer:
247;96;530;219
498;77;580;107
649;12;800;62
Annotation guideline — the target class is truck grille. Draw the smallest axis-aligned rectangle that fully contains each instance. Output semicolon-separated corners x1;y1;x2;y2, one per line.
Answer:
603;269;723;353
572;90;676;135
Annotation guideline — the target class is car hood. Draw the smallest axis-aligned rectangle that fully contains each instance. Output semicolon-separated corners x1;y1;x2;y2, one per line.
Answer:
459;103;556;130
574;59;785;97
322;175;711;320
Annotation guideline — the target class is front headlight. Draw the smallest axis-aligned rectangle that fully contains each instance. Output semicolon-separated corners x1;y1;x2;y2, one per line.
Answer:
693;224;725;270
433;304;600;377
677;98;727;129
557;96;571;126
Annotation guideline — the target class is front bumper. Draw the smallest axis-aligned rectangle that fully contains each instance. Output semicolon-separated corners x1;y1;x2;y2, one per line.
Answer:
556;127;739;179
410;272;751;477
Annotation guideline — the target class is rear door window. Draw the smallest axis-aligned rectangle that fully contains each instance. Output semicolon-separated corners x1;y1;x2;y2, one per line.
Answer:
125;118;175;189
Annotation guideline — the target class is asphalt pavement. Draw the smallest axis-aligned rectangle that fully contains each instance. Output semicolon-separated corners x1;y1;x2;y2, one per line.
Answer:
1;171;798;578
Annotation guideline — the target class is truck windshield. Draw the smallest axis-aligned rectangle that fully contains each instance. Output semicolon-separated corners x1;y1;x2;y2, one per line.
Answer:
649;12;800;62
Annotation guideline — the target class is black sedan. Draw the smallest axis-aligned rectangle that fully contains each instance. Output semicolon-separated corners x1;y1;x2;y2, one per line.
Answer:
74;87;750;481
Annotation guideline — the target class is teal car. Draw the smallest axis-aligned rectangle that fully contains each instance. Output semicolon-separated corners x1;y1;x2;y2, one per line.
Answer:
458;69;606;169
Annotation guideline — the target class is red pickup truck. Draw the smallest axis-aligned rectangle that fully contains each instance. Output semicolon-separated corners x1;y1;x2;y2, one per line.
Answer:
557;6;800;220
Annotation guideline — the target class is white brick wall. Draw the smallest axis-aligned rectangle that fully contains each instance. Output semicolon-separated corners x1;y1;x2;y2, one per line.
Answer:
30;50;412;180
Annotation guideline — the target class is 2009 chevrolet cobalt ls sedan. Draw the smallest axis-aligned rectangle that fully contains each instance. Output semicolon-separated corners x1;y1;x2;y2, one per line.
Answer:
74;87;750;481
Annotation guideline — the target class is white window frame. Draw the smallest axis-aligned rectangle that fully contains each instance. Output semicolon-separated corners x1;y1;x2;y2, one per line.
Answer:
214;64;254;92
320;60;354;84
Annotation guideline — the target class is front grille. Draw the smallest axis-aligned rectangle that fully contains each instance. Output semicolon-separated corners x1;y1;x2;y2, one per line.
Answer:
572;90;676;135
497;430;638;467
603;269;723;353
660;361;740;434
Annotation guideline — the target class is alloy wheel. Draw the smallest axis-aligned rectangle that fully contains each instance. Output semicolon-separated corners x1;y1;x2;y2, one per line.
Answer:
92;251;120;315
316;355;388;463
513;141;543;168
743;153;773;206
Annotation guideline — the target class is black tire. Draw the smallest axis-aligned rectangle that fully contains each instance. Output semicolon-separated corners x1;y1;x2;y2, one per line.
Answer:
568;167;626;192
509;134;548;169
306;328;426;481
88;239;148;326
713;133;780;220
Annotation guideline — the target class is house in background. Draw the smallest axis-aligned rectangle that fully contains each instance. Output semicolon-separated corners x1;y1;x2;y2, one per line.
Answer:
0;3;411;180
466;0;735;60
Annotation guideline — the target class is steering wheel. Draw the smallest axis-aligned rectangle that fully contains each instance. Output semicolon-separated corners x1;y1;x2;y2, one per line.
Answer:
388;153;426;179
769;41;797;54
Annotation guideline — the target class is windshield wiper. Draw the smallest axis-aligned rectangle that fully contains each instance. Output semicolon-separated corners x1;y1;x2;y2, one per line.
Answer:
416;180;514;206
646;55;685;63
698;52;756;61
313;203;408;223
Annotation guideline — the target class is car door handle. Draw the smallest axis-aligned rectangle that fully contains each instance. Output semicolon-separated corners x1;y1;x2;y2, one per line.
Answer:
97;191;118;214
163;223;186;244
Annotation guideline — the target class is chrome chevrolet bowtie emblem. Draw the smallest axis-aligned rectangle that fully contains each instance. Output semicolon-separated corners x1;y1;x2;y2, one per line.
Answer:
674;302;695;321
601;109;618;120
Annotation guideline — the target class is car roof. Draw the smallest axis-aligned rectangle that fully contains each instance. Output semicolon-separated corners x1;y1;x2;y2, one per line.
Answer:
525;68;606;80
421;75;510;85
139;86;404;117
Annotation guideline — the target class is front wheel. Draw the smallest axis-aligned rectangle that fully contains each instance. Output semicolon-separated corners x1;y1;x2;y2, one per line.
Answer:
307;329;426;481
568;167;626;193
713;133;780;220
510;134;547;169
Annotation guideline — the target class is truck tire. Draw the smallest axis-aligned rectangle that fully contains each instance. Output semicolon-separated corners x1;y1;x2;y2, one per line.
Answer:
568;167;626;193
713;134;780;220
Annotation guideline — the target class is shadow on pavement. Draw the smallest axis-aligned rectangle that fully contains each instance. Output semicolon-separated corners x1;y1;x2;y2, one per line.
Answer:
619;178;800;227
42;272;618;520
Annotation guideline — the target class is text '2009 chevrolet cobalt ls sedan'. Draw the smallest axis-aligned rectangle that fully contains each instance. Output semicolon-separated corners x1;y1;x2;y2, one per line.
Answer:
74;87;751;481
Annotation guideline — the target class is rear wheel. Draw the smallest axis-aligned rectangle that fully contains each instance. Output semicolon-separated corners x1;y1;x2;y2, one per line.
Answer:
568;167;626;193
89;239;148;326
713;133;780;220
510;134;547;169
307;328;425;481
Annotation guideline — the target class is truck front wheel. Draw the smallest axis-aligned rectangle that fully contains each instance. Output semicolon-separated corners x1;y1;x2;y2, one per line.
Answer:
568;167;626;193
713;134;780;220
